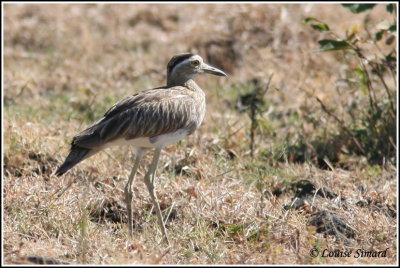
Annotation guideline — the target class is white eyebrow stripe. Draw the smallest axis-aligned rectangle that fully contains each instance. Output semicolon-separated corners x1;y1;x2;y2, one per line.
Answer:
171;55;203;72
171;58;192;71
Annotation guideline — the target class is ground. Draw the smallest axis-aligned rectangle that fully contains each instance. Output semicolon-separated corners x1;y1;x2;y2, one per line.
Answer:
3;3;397;265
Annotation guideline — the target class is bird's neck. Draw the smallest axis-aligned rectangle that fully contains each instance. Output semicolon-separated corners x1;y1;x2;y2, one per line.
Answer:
167;77;201;91
184;79;202;91
167;70;195;87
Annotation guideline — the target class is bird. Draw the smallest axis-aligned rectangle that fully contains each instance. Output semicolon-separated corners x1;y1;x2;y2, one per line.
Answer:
55;53;227;244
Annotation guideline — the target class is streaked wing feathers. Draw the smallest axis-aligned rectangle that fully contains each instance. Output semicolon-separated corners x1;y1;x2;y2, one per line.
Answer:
71;86;203;149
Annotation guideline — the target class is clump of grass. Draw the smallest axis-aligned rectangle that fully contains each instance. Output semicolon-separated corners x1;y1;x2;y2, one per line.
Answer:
235;76;273;157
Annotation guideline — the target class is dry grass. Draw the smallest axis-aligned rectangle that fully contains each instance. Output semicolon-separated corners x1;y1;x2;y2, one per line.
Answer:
3;3;397;265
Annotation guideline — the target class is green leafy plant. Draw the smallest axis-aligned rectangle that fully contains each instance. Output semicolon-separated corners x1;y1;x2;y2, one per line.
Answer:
303;3;396;166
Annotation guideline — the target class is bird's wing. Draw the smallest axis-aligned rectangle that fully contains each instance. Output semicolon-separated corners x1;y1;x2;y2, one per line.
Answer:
71;86;203;149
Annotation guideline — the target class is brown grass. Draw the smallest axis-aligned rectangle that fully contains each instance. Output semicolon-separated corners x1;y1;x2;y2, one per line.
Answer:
3;3;397;265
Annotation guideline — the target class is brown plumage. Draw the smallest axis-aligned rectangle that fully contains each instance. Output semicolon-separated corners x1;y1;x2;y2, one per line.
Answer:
55;53;226;243
55;80;207;176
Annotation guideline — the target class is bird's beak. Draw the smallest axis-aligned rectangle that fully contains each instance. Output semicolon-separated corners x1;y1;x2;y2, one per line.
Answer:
201;63;227;77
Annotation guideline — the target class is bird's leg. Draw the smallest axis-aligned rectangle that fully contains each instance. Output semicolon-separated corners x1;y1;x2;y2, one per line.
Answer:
143;148;170;244
124;150;144;239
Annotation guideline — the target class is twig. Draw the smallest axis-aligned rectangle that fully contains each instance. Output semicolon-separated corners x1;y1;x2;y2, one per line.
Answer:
316;97;366;155
248;74;274;157
164;202;176;223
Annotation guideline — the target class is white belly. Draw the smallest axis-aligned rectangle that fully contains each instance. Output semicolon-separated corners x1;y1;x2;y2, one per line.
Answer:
102;129;189;150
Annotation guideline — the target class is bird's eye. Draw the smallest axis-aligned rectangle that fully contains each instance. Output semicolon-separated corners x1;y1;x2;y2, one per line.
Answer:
191;60;200;67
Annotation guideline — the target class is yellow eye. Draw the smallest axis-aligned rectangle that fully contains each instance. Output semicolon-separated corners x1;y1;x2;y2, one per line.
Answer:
191;60;200;67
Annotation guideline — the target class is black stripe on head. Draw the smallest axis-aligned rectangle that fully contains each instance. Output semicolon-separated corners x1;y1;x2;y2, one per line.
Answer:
167;53;195;75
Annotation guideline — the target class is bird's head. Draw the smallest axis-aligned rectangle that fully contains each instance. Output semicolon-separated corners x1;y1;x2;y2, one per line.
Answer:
167;53;227;86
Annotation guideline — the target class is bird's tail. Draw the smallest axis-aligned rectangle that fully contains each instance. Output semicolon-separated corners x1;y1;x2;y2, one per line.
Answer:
55;146;98;176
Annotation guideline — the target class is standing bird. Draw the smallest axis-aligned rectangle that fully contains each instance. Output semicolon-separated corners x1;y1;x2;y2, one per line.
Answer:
55;53;227;244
